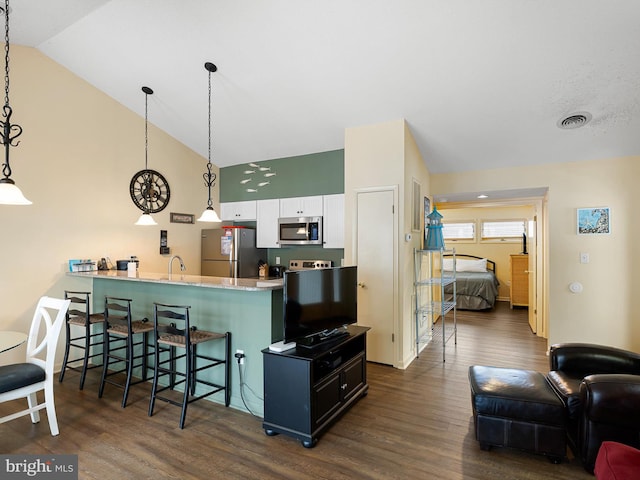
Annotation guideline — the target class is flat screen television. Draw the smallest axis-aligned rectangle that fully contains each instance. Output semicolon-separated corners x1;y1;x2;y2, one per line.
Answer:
283;266;357;347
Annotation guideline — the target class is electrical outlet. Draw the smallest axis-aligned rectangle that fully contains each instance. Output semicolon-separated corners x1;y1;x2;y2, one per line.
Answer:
235;349;245;365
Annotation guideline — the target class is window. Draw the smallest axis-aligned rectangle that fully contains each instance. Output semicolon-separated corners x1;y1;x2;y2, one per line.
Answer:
481;220;526;241
442;221;475;241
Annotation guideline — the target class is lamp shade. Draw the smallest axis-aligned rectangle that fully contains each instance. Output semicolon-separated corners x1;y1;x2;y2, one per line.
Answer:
196;206;221;223
0;181;32;205
134;212;157;226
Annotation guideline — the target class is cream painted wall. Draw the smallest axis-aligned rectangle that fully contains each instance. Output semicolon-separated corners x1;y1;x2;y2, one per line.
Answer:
0;47;216;364
402;122;431;366
436;205;534;300
345;119;430;368
432;157;640;351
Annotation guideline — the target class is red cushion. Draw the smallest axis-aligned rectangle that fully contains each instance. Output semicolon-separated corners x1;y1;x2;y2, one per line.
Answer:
594;441;640;480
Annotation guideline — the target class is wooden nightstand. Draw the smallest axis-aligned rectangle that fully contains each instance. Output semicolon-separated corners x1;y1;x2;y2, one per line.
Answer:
510;254;529;308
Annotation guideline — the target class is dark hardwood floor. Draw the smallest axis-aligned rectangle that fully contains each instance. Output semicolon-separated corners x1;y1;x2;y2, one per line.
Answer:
0;302;593;479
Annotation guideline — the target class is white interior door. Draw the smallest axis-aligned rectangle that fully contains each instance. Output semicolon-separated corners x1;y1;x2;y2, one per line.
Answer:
355;188;395;365
527;217;537;333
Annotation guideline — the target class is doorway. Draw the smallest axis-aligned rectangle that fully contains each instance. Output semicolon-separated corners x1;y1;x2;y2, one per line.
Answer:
435;194;547;340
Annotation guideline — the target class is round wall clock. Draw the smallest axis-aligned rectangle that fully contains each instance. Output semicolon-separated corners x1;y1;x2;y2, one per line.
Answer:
129;169;171;213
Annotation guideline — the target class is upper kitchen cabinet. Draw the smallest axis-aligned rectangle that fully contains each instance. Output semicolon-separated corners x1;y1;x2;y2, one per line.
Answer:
256;199;280;248
323;194;345;249
279;196;323;217
220;201;257;221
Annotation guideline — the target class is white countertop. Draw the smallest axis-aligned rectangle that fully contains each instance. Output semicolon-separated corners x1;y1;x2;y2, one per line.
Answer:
67;270;283;291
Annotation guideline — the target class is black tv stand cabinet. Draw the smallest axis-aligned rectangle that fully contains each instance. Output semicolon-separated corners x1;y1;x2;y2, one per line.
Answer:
262;325;370;448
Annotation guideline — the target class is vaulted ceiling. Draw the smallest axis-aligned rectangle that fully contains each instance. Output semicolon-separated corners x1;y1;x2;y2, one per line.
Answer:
11;0;640;175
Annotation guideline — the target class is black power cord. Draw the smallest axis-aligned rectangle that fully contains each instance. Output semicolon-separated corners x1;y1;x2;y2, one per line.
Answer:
235;354;263;418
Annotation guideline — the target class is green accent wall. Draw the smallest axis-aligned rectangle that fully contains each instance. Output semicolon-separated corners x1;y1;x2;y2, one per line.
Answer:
220;150;344;202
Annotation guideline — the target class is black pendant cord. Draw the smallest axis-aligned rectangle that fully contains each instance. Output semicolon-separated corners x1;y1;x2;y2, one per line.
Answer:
202;62;217;209
141;86;153;213
0;0;22;184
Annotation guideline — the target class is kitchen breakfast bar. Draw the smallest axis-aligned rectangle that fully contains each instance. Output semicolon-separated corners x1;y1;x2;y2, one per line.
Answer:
66;270;284;417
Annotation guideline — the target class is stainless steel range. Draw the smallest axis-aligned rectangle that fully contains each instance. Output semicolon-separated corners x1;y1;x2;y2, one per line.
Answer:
288;259;333;270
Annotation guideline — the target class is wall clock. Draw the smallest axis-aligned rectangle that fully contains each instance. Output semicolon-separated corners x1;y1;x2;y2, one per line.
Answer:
129;169;171;213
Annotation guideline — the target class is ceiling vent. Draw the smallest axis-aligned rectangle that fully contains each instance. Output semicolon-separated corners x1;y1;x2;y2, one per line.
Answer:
557;112;592;129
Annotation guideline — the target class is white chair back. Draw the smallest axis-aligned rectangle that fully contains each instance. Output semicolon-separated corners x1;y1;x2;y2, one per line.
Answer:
26;296;70;373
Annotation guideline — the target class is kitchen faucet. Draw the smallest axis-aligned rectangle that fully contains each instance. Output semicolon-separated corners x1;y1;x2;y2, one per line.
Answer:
168;255;186;275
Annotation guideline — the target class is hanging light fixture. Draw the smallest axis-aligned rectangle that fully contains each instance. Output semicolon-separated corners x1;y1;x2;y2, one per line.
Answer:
130;86;171;226
0;0;31;205
197;62;221;223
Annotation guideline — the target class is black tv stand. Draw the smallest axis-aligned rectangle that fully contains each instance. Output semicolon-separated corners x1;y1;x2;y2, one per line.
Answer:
296;328;350;349
262;325;370;448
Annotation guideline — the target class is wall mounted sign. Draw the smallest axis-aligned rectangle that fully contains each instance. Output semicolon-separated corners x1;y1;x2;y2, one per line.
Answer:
577;207;610;235
170;212;195;224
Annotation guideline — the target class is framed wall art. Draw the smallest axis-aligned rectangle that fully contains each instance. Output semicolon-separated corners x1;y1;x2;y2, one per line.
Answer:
577;207;610;235
412;179;421;232
170;212;195;224
423;196;431;246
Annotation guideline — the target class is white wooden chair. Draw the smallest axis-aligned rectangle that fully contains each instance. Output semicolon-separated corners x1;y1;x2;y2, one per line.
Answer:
0;296;71;435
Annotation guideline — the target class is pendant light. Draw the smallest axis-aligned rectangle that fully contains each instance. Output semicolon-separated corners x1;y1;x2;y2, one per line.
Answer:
134;86;158;226
197;62;221;223
0;0;31;205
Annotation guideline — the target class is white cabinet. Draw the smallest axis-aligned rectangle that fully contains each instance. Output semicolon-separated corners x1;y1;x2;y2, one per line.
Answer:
256;199;280;248
220;201;257;221
279;196;323;217
322;194;344;249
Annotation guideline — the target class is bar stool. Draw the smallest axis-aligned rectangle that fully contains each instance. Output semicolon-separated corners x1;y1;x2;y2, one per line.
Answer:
99;297;154;408
59;291;105;390
148;303;230;429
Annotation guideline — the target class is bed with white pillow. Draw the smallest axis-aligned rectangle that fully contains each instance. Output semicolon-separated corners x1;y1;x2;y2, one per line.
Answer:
442;255;499;310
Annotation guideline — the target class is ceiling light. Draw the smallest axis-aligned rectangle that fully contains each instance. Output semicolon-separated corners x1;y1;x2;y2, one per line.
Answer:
477;194;488;199
197;62;221;223
557;112;592;130
0;0;31;206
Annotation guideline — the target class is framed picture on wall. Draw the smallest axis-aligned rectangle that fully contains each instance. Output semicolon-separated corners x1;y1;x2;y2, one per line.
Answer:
412;179;421;232
423;196;431;246
577;207;610;235
170;212;195;224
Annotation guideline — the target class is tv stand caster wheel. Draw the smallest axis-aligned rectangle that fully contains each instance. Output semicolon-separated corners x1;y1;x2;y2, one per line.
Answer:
302;439;317;448
264;429;278;437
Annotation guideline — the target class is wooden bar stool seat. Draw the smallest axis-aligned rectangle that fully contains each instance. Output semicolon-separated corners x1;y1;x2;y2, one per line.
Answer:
148;303;230;429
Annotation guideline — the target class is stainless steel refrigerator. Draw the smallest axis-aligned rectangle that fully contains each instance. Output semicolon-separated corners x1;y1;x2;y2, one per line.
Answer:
201;227;266;278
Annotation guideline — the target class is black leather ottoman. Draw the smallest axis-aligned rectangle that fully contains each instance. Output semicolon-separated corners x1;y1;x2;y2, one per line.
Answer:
469;365;566;462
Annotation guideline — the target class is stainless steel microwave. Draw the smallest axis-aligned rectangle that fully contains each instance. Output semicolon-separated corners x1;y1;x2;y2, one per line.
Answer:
278;216;323;245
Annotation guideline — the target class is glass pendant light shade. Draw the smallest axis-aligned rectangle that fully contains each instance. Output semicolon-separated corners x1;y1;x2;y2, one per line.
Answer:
134;212;157;226
0;180;32;205
197;206;221;223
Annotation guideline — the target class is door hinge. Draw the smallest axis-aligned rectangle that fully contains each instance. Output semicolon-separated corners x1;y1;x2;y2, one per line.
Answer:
392;205;395;214
392;333;395;342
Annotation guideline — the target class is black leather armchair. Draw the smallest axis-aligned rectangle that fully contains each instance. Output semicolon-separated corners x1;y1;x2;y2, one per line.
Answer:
547;343;640;472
